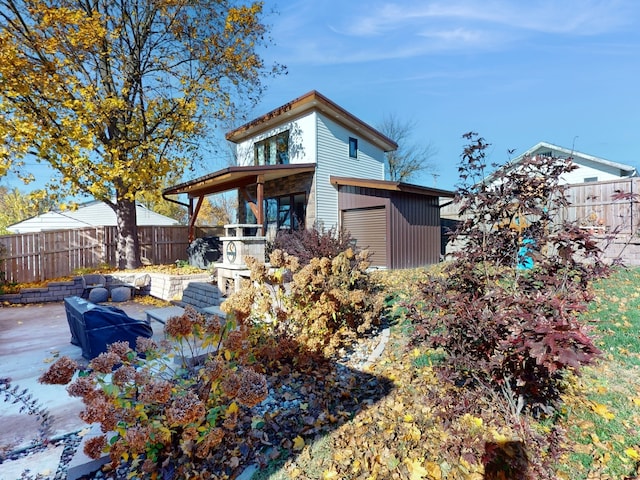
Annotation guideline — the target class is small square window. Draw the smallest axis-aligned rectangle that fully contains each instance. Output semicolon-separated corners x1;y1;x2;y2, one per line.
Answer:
349;137;358;158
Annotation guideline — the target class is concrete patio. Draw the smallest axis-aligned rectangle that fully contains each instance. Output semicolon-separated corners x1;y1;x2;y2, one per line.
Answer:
0;300;166;455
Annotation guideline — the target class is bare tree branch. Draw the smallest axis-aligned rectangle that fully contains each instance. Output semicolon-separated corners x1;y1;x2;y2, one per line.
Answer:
377;114;438;183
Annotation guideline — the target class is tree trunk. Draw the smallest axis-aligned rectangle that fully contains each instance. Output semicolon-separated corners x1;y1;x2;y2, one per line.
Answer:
115;198;141;269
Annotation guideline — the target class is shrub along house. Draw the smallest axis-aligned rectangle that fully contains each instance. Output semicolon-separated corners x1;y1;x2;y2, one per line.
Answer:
163;90;453;269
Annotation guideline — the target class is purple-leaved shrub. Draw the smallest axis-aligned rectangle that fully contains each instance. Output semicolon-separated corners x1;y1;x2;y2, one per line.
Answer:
410;132;609;411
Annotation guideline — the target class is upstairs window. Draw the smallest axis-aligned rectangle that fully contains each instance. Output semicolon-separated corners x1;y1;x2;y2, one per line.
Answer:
349;137;358;158
254;130;289;165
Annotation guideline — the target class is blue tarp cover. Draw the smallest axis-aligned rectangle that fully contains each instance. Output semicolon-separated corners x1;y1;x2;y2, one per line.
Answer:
64;296;153;359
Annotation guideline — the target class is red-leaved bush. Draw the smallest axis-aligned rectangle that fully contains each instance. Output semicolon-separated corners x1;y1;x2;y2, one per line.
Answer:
271;222;354;266
410;132;609;411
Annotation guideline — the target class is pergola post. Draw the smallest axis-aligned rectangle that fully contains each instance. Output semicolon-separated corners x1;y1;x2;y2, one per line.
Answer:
256;175;264;235
187;196;205;242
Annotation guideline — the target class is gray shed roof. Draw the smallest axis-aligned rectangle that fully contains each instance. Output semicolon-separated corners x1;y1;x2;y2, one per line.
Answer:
8;201;179;233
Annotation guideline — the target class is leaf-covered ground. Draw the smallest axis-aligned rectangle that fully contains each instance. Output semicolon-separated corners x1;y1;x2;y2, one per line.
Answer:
79;266;640;479
212;267;500;479
243;267;640;480
250;315;524;478
555;267;640;480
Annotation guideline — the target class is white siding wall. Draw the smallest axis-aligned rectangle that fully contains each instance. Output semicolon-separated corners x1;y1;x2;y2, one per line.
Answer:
234;114;317;166
487;155;631;191
530;147;630;184
561;161;627;184
230;110;387;230
314;113;385;228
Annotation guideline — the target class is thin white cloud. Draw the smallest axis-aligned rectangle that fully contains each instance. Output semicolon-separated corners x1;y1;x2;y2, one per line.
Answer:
265;0;637;65
417;27;488;43
342;0;634;37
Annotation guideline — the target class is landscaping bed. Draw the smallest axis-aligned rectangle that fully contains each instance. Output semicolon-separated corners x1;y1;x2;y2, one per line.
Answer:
7;263;640;479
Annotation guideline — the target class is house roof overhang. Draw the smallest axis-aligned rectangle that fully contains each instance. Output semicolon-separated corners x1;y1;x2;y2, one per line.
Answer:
330;176;455;198
226;90;399;153
163;163;316;199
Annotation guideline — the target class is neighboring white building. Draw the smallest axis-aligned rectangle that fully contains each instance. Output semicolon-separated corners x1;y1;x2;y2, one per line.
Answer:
441;141;639;234
487;141;637;185
8;200;179;233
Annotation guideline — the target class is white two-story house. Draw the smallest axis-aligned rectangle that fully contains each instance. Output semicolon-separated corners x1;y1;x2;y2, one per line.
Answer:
164;91;453;268
226;90;396;235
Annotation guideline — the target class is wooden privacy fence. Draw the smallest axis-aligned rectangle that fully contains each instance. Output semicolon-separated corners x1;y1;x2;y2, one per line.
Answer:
561;177;640;234
0;225;192;284
444;177;640;265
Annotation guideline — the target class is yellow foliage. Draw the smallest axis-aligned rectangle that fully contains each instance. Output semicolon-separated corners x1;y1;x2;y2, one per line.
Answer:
625;447;640;460
0;0;276;220
590;402;615;420
424;461;443;480
405;458;431;480
292;435;305;451
226;401;238;416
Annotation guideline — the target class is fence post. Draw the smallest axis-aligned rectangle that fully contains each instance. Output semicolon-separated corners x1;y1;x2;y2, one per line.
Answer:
38;230;45;282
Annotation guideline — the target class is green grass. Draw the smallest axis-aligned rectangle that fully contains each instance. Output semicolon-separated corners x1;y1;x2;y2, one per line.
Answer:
588;267;640;366
557;267;640;479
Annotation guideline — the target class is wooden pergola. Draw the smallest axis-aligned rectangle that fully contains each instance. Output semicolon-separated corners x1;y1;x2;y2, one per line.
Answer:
163;163;316;241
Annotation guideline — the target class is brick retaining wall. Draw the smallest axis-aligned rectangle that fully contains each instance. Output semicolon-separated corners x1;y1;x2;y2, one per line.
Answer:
0;272;212;305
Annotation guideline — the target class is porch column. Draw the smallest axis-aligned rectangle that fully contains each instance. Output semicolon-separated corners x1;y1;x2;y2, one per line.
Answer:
256;175;264;235
187;196;205;242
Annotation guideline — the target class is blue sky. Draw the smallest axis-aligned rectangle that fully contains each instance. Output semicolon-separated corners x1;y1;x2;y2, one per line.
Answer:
253;0;640;190
3;0;639;194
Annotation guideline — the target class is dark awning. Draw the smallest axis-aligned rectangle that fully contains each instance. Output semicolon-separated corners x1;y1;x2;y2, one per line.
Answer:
164;163;316;199
329;176;455;198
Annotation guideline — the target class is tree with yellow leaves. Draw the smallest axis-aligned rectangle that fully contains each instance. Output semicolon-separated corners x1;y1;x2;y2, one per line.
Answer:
0;0;282;268
0;186;56;234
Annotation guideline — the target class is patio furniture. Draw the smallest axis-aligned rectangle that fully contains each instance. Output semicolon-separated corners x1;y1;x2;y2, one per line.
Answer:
64;296;153;360
110;286;131;302
187;236;222;268
110;273;151;297
145;305;188;324
88;287;109;303
81;274;106;299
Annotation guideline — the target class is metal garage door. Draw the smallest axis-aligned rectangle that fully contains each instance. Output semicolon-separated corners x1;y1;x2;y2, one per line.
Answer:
342;207;387;267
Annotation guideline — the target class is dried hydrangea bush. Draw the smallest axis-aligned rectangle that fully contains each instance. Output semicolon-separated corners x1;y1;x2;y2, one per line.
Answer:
40;306;267;478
